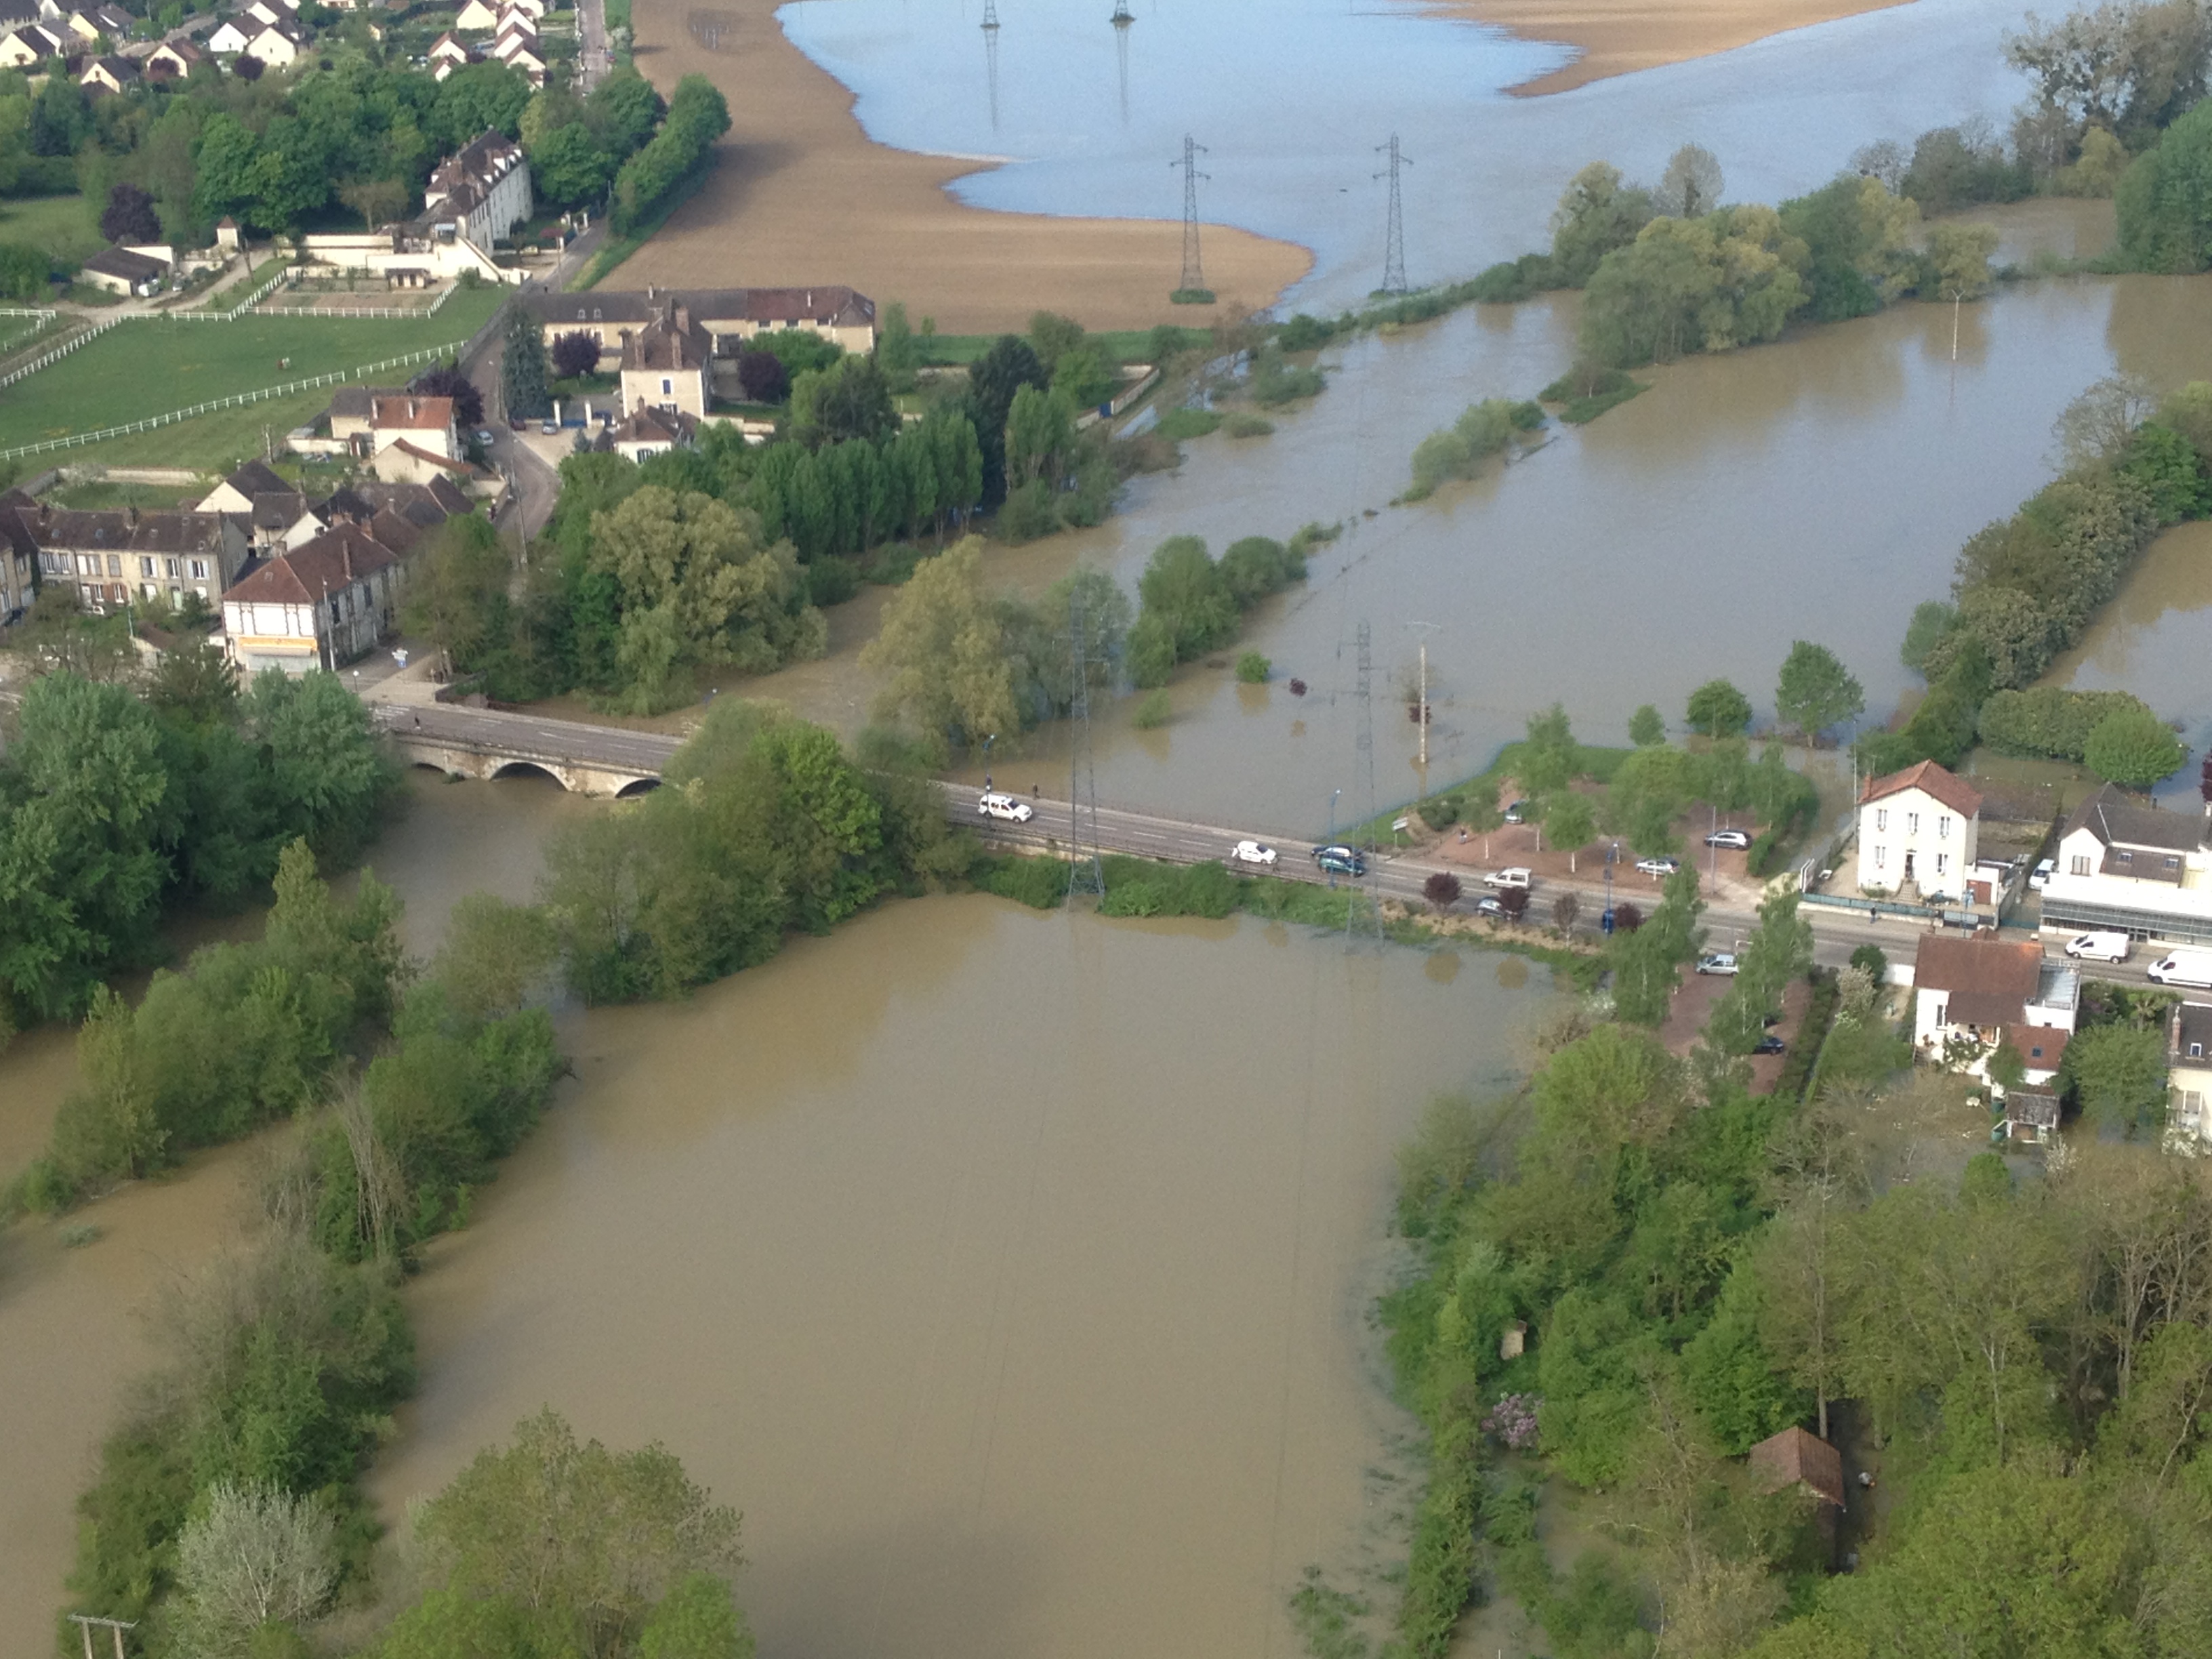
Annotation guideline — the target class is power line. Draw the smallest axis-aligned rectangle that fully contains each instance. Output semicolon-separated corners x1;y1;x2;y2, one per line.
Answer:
1171;135;1209;294
1067;586;1105;899
1374;134;1412;295
981;0;1001;130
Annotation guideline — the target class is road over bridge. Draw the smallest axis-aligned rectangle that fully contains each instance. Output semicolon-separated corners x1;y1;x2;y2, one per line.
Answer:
373;702;679;797
381;703;2148;985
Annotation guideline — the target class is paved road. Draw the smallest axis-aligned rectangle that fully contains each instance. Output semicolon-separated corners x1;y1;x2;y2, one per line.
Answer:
372;701;682;774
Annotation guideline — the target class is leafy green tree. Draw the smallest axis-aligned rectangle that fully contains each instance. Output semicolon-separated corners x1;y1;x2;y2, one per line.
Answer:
530;120;612;209
1774;640;1864;741
790;355;897;449
0;672;177;1019
1135;535;1237;663
1685;678;1753;738
1901;600;1960;673
1549;161;1655;287
402;515;511;678
1925;220;2001;298
415;1409;743;1659
501;304;551;420
172;1481;337;1658
861;537;1023;754
1518;703;1578;797
2118;96;2212;270
1629;703;1666;745
638;1573;756;1659
1654;142;1725;218
1545;792;1598;871
1004;382;1076;488
876;300;921;392
2084;703;2188;785
2062;1021;2169;1136
589;66;665;155
964;334;1048;503
240;670;398;863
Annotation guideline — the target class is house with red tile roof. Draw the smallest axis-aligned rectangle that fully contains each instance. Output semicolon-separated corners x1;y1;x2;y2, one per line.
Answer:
220;523;405;674
1857;758;1983;903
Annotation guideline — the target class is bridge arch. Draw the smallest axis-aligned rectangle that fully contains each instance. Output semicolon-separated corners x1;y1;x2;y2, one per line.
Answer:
615;777;662;799
491;760;567;787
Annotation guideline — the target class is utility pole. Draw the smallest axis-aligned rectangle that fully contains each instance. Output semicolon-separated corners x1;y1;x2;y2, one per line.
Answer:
1404;620;1438;775
1067;586;1105;899
980;0;1001;130
1171;136;1209;295
1374;134;1412;295
1111;0;1132;123
1346;619;1383;946
68;1615;134;1659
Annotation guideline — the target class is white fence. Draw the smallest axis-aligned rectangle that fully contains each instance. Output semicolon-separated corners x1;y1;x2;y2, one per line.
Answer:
257;281;462;321
0;315;128;388
0;339;470;463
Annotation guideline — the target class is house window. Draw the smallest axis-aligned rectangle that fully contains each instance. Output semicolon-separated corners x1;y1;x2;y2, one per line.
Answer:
661;377;672;396
1908;812;1920;834
77;554;98;575
165;558;179;578
2117;851;2134;867
142;582;157;600
139;556;155;577
2071;855;2092;876
1935;1002;1948;1027
1939;816;1950;838
190;559;207;580
106;554;121;577
1876;808;1887;831
2192;1043;2204;1059
2167;856;2182;872
1874;845;1885;868
1936;853;1948;875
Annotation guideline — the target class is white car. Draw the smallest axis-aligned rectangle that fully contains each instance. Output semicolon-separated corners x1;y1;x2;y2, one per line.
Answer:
1704;829;1751;850
1696;953;1739;975
977;792;1033;823
1636;856;1680;877
2064;931;2131;963
2029;859;2055;891
1230;839;1278;867
1482;867;1532;890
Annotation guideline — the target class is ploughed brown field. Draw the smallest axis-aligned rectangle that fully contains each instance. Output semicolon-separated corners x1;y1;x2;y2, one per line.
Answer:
1449;0;1917;96
619;0;1312;333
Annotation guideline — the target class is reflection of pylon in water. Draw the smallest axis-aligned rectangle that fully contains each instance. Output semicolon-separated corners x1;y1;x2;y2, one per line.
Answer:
981;0;1002;130
1347;619;1384;947
1067;587;1105;899
1111;0;1132;124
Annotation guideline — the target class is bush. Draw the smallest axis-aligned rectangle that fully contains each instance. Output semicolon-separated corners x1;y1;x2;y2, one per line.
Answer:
1225;412;1274;438
1418;796;1460;831
1235;651;1270;683
994;478;1060;543
2085;704;2188;786
1977;687;2157;761
1132;688;1171;729
1250;344;1326;406
1850;943;1888;983
1276;314;1334;350
803;557;860;607
1407;398;1544;496
972;853;1068;909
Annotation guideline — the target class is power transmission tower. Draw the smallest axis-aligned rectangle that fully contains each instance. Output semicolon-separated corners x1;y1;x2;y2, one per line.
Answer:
1111;0;1132;123
1067;587;1105;899
1346;619;1384;946
980;0;1001;130
68;1616;135;1659
1374;134;1412;295
1171;136;1208;293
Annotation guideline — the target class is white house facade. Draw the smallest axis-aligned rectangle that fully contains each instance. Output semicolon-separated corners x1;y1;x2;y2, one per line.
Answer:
2039;783;2212;945
422;130;531;253
1858;759;1983;903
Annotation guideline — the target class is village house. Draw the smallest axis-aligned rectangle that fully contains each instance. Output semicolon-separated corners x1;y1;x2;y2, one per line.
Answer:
1911;930;2080;1136
422;130;531;253
2168;1004;2212;1151
203;14;254;53
64;3;132;42
492;26;543;83
4;501;251;615
521;285;880;371
0;487;37;624
2039;782;2212;946
79;243;169;296
1747;1426;1846;1556
240;18;307;68
368;393;459;459
221;523;407;675
0;21;64;62
427;28;468;67
77;52;137;91
1858;758;1982;904
619;298;713;420
144;36;200;77
453;0;501;28
596;404;697;462
245;0;298;26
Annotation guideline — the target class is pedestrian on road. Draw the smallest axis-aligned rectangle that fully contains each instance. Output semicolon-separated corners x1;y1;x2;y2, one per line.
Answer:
412;712;421;729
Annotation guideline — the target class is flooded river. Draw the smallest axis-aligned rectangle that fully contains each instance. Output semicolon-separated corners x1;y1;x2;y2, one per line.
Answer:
367;894;1539;1659
0;772;1541;1652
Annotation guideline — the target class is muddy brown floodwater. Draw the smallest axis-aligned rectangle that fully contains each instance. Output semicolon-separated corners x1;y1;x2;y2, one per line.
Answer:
365;896;1544;1659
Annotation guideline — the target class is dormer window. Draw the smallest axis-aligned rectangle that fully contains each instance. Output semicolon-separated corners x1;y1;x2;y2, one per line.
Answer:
2117;851;2134;865
2167;856;2181;871
2193;1042;2205;1059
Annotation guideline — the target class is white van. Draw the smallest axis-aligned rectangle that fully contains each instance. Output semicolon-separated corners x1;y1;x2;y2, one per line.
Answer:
977;792;1034;823
2064;931;2131;963
2148;949;2212;988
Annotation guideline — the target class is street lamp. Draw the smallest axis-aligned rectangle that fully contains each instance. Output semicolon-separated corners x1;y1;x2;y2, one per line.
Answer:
982;733;996;793
1328;788;1343;888
1603;840;1619;934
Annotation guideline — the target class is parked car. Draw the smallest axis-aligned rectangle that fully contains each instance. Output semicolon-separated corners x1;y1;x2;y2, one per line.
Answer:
1753;1036;1787;1056
2148;949;2212;988
977;791;1033;823
1502;800;1528;823
1636;856;1680;877
1475;895;1509;920
2064;931;2131;963
1230;839;1278;867
1482;867;1533;890
539;418;559;435
1696;953;1739;975
2029;858;2055;890
1704;829;1752;850
474;428;495;447
1312;844;1367;877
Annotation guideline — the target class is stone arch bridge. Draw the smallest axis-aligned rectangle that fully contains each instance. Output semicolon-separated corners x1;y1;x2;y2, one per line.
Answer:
373;703;681;798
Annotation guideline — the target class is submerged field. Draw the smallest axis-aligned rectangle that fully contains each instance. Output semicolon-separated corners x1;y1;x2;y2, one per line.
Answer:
0;288;504;471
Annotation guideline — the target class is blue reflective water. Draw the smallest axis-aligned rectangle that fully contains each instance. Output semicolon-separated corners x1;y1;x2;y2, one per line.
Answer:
779;0;2043;308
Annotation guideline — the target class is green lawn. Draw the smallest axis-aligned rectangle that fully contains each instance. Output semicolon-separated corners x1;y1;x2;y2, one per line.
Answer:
918;326;1208;367
0;288;506;471
0;194;104;266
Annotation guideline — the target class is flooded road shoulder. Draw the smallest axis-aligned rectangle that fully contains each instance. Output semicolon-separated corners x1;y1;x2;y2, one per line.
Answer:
367;895;1549;1659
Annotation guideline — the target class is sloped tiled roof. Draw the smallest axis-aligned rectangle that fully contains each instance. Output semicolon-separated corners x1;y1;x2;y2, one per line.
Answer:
222;523;396;606
1915;933;2045;1027
1748;1427;1845;1508
1862;758;1984;819
370;394;455;432
2003;1025;2070;1073
2063;782;2205;855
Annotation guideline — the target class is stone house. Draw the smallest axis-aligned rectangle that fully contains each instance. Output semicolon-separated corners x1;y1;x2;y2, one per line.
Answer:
0;22;66;63
7;501;250;615
2167;1004;2212;1151
619;299;713;419
422;130;531;251
1910;930;2079;1078
521;285;880;371
1858;759;1983;904
220;522;405;674
80;245;169;296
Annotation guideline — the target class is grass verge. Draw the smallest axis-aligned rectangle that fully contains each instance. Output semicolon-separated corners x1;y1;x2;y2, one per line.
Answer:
1345;739;1635;846
0;192;103;264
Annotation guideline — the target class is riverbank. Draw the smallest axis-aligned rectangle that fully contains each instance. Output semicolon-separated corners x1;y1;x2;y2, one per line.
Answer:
1448;0;1919;97
618;0;1313;331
